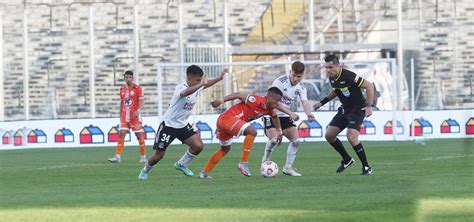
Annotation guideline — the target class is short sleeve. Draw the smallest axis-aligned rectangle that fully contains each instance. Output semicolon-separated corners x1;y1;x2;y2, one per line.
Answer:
347;72;365;88
299;86;308;101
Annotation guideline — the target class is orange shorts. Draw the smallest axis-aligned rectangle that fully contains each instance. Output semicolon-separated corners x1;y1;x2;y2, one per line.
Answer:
120;117;144;132
216;114;250;146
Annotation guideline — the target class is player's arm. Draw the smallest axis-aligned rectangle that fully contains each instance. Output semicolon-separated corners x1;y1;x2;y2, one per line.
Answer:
203;68;228;89
271;114;284;145
301;100;315;120
313;90;337;110
276;103;299;122
180;73;209;97
360;79;374;117
211;92;248;108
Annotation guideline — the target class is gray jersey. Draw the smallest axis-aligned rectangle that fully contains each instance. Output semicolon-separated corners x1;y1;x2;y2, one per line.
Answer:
162;83;199;128
272;75;308;117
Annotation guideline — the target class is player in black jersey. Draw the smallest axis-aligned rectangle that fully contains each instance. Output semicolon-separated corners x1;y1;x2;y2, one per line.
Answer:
313;54;375;175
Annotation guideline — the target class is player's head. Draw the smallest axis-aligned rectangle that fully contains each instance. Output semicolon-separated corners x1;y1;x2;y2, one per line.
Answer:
290;61;305;85
266;86;283;109
324;54;341;77
186;65;204;86
123;70;134;85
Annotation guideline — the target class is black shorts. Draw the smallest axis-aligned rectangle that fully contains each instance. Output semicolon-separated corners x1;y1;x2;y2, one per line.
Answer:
329;106;365;131
152;121;196;150
262;116;296;130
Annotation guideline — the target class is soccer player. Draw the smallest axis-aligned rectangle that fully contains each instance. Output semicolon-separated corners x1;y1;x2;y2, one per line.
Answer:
108;70;147;163
313;54;374;175
199;87;300;179
138;65;227;180
261;61;315;177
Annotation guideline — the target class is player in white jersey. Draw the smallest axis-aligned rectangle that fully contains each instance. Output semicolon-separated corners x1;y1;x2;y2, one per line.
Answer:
261;61;315;176
138;65;228;180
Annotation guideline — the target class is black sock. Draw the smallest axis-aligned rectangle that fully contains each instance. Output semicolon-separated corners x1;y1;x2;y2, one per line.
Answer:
353;143;369;167
329;138;351;162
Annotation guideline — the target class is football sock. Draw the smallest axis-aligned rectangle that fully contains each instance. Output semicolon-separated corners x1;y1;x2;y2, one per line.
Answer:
285;138;299;169
203;148;227;173
329;138;351;162
138;138;146;156
352;143;369;167
115;138;125;157
143;161;154;173
262;138;278;162
177;149;196;166
241;134;256;163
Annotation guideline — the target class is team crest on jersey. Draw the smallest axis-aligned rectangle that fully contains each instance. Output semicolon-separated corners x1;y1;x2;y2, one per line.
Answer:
248;96;256;102
295;89;300;96
124;98;133;106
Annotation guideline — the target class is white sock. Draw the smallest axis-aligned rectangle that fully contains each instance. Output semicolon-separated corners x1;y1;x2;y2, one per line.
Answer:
285;138;299;169
262;138;278;162
177;149;196;166
140;155;146;159
144;162;154;173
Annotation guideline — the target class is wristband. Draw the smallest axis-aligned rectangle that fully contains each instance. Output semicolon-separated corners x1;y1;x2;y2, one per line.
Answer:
320;97;330;105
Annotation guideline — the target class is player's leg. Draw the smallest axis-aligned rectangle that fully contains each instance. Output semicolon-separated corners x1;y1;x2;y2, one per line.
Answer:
326;109;354;173
347;110;373;175
200;115;237;178
138;122;175;180
282;126;301;176
200;145;231;179
174;128;202;176
238;124;257;176
108;125;128;163
132;120;147;163
262;117;278;162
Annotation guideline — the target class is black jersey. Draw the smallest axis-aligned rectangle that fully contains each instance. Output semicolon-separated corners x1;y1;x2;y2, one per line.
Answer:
329;68;366;108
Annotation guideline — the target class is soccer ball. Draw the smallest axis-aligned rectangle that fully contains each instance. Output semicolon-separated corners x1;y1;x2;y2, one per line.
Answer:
260;161;279;177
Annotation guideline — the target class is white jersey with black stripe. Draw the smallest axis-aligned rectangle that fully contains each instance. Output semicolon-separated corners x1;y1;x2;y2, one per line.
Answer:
161;83;200;128
272;75;308;117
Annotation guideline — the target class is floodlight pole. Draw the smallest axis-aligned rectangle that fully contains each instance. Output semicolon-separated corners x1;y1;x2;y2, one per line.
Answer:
308;0;314;52
0;8;4;121
178;1;184;83
133;2;140;84
395;0;403;141
88;3;95;118
410;58;415;139
223;0;230;97
23;2;29;120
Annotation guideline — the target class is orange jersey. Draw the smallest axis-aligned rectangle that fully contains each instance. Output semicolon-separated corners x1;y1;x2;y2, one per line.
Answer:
120;83;144;122
222;95;276;122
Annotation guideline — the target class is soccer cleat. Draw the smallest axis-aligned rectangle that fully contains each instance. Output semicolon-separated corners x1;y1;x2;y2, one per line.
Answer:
139;157;147;164
336;158;355;173
174;162;194;177
283;167;302;177
108;156;121;163
198;172;212;179
138;169;149;180
237;162;252;177
361;166;374;175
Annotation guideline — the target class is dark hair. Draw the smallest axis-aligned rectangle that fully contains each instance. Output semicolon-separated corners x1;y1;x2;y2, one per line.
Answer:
124;70;134;76
324;54;339;64
186;65;204;77
267;86;283;97
292;61;305;74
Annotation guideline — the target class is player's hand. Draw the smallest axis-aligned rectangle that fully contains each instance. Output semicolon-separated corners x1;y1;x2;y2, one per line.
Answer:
276;130;283;146
201;73;209;86
313;102;322;110
211;99;222;108
219;68;229;80
362;106;373;117
133;111;140;118
290;113;300;122
307;113;315;121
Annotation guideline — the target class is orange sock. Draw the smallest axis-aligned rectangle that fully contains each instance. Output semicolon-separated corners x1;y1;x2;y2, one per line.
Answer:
116;138;125;157
241;134;256;163
203;149;227;174
138;138;146;156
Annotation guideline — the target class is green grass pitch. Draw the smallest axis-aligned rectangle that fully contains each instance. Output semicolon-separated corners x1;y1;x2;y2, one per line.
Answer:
1;139;473;222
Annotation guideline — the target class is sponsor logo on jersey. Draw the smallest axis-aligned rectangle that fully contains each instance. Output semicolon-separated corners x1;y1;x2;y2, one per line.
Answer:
248;96;256;102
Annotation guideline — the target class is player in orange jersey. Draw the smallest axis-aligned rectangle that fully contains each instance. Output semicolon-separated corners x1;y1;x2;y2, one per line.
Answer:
199;87;299;178
108;70;147;163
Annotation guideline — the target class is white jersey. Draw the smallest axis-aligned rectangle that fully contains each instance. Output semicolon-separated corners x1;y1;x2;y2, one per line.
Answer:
272;75;308;117
161;83;199;128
